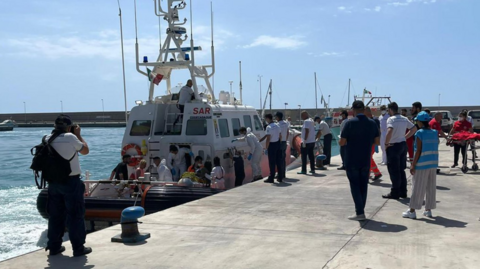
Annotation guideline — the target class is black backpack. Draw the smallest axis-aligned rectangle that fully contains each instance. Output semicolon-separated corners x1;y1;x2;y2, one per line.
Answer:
30;132;76;189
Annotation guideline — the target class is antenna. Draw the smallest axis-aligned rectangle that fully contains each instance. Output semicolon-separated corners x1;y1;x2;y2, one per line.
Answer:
239;61;243;105
315;72;318;116
189;0;195;67
118;0;128;124
210;1;215;94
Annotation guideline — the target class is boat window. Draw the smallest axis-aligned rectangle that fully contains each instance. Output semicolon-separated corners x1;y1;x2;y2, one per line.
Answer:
243;115;252;130
254;115;263;131
232;118;241;136
219;119;230;137
130;120;152;136
186;120;207;135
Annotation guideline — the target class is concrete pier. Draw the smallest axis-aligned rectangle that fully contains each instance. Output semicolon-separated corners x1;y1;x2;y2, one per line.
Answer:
1;144;479;268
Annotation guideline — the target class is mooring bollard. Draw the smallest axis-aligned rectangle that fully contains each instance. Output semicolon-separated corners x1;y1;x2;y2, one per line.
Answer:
316;155;327;170
111;206;151;243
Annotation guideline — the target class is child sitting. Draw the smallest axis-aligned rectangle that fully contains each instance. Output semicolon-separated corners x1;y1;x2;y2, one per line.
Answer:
207;157;225;189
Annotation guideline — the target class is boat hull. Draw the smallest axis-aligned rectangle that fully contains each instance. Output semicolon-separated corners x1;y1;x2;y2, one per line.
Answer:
0;126;13;131
37;185;222;227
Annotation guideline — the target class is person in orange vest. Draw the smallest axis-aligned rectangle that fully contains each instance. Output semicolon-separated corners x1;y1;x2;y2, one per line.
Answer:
365;107;382;181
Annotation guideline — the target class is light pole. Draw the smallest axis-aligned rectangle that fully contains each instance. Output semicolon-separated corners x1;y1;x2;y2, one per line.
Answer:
438;94;441;107
101;99;105;122
298;105;301;124
284;103;288;117
229;81;233;102
23;102;26;123
60;100;63;113
258;75;263;109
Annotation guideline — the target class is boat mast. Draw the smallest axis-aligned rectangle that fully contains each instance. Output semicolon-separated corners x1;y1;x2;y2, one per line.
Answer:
315;72;318;116
347;78;351;107
239;61;243;105
118;0;128;124
269;80;272;113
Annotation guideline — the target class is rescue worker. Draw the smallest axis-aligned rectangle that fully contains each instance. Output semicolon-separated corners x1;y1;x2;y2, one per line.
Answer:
233;127;263;181
449;111;473;168
383;102;416;199
166;145;194;181
173;79;195;127
275;112;289;180
298;111;316;174
315;116;333;166
365;107;382;180
157;158;173;182
378;105;390;165
262;114;282;183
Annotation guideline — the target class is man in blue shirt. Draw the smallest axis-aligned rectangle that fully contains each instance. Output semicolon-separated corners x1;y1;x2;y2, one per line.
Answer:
340;101;380;221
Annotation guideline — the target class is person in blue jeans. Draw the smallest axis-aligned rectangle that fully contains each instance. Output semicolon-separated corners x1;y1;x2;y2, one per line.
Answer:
340;101;380;221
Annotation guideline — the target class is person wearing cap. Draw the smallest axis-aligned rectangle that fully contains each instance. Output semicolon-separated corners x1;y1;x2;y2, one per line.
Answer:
262;113;283;183
109;154;132;180
383;102;416;200
298;111;316;174
402;111;439;219
315;116;333;166
44;114;92;257
339;101;380;221
378;105;390;165
337;110;349;170
275;111;289;180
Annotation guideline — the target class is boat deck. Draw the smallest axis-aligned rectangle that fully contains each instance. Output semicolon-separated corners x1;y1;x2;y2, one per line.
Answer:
1;144;480;268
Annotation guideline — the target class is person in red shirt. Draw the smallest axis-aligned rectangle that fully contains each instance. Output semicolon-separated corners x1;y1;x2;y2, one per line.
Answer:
449;111;473;168
429;113;448;139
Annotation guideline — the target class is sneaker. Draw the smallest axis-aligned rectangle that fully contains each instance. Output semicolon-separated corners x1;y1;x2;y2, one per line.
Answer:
423;211;433;218
309;170;316;174
402;210;417;219
297;171;307;175
451;164;457;168
348;214;366;221
337;166;345;170
73;246;92;257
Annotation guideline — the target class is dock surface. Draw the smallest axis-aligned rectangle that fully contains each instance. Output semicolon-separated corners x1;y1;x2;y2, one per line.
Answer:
1;144;479;268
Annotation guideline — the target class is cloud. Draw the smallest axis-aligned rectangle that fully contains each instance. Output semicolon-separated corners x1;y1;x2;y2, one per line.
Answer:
307;52;346;58
388;0;439;7
337;6;353;13
2;25;234;60
243;35;307;50
365;6;382;12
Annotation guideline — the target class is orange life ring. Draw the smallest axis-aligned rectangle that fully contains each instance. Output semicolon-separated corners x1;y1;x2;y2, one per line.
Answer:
121;144;142;167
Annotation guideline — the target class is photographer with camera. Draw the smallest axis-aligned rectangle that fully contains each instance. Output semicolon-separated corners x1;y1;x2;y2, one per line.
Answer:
44;114;92;257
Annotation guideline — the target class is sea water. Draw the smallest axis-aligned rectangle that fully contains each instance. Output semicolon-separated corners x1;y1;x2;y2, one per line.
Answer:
0;127;339;261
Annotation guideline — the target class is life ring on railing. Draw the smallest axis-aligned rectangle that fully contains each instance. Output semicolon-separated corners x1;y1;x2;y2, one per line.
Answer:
121;144;143;167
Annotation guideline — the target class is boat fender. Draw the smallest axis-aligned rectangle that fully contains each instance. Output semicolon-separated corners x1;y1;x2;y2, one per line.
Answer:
111;206;151;243
121;144;143;167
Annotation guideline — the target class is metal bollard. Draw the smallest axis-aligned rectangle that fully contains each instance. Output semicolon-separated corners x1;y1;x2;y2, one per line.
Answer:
111;206;151;243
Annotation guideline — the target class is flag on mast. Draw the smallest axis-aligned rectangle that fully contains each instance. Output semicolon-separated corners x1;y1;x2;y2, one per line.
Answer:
363;88;372;95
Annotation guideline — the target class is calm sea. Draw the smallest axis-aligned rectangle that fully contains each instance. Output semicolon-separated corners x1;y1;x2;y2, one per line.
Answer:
0;127;339;261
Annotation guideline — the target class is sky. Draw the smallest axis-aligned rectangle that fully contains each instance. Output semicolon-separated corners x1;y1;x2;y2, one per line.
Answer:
0;0;479;114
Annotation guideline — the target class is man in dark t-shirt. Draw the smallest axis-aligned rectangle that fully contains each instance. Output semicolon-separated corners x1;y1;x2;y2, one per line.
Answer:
231;151;245;187
340;101;380;221
110;155;131;180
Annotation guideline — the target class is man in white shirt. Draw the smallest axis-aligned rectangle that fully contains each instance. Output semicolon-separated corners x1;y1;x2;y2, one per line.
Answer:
263;114;282;183
378;105;390;164
166;145;194;181
315;116;333;165
298;111;316;174
275;112;289;181
383;102;416;200
174;79;194;127
45;115;91;257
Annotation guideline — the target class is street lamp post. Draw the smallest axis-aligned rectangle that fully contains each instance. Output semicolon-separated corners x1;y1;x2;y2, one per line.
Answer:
438;94;441;107
298;105;301;124
229;81;233;103
23;102;26;123
258;75;263;109
101;99;105;122
60;101;63;113
284;103;288;117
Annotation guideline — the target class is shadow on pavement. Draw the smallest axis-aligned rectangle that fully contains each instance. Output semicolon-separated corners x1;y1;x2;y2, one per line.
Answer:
283;178;299;183
436;186;450;191
46;255;94;269
369;181;391;188
360;219;408;233
422;216;468;228
274;182;292;187
308;173;326;178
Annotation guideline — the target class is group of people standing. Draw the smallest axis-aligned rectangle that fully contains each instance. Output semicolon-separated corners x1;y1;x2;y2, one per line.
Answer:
337;100;449;221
